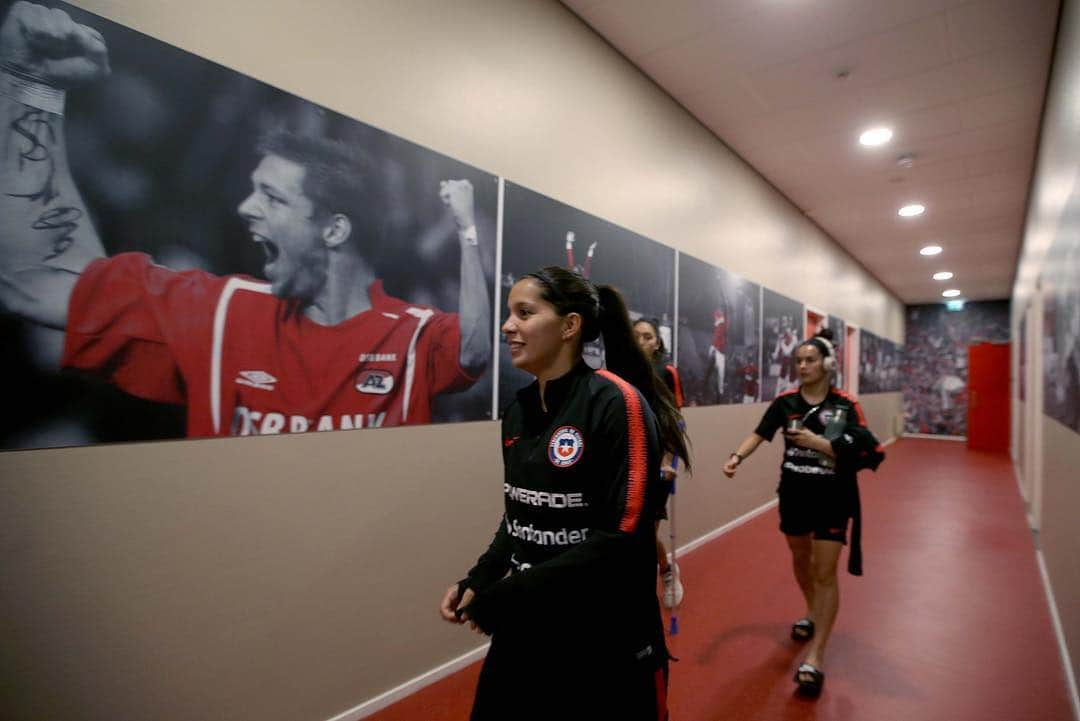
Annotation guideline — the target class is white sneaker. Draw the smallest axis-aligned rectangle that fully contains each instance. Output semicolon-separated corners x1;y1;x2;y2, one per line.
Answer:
661;564;684;608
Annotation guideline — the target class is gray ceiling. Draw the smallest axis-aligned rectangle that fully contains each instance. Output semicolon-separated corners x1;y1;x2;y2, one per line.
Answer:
562;0;1060;304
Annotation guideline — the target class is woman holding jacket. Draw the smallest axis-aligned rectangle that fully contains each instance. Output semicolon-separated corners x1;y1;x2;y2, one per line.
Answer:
441;266;690;720
723;328;883;697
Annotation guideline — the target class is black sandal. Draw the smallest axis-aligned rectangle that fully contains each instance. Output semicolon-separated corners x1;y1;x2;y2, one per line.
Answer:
794;663;825;697
790;617;814;641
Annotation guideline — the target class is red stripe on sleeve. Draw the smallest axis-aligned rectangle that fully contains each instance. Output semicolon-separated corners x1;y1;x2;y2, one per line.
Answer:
597;370;649;533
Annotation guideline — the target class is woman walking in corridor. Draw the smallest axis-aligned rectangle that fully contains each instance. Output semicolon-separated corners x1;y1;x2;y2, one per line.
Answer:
723;328;883;697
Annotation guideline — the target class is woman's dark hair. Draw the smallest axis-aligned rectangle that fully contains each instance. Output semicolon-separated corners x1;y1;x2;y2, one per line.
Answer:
633;317;666;359
799;327;835;358
522;267;691;471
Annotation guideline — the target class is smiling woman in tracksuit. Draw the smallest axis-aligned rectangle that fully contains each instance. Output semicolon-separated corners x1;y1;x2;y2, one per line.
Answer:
440;266;691;721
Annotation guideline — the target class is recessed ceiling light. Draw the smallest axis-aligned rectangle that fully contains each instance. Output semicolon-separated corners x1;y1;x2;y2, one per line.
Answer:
942;289;961;298
859;127;893;146
920;245;943;256
898;203;925;217
933;271;954;280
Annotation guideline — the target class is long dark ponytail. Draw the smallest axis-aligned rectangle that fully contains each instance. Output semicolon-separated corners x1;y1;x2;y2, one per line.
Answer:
522;267;691;472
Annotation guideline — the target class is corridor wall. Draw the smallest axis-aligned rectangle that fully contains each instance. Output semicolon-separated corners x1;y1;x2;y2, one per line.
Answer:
0;1;904;719
1014;0;1080;708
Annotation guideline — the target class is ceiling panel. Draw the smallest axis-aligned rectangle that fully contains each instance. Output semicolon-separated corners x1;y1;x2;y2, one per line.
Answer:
562;0;1059;305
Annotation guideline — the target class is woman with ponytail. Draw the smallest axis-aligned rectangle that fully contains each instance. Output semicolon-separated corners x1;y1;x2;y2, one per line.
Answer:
722;327;883;698
634;317;686;608
440;266;689;720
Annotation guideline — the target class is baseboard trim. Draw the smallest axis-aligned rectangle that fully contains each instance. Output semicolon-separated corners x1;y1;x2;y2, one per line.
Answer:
329;497;782;720
902;432;966;441
1036;550;1080;721
672;498;778;558
324;643;490;721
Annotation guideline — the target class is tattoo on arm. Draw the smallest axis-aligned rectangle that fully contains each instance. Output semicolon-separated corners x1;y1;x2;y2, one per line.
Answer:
7;109;58;203
5;109;82;262
33;206;84;260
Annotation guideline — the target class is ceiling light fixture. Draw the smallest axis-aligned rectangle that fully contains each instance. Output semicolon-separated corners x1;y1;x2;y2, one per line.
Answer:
933;271;954;280
859;127;892;146
920;245;943;256
898;203;925;217
942;289;961;298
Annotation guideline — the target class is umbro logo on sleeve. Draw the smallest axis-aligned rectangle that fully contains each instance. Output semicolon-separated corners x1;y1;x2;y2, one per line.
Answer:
235;370;277;391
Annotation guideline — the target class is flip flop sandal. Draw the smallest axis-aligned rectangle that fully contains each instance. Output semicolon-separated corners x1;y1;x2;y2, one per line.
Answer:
794;663;825;697
790;617;815;641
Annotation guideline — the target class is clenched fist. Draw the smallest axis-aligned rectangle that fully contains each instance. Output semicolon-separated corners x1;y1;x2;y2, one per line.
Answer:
1;1;109;87
439;179;476;231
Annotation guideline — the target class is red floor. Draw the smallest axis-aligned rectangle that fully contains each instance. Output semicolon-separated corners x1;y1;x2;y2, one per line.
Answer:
369;439;1076;720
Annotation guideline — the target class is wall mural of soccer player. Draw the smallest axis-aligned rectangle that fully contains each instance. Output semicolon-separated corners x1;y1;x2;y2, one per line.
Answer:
676;252;761;406
497;182;675;410
881;339;902;392
1042;177;1080;435
858;331;882;394
825;315;846;390
858;330;903;394
0;2;497;450
762;289;805;401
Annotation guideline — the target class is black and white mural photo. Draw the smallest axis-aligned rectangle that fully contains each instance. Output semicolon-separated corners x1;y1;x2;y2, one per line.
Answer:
825;315;846;389
497;181;675;409
0;2;497;449
676;253;761;406
858;330;902;394
761;289;804;401
1042;174;1080;434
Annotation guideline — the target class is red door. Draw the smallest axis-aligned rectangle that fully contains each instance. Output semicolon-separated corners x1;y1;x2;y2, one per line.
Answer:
967;342;1010;452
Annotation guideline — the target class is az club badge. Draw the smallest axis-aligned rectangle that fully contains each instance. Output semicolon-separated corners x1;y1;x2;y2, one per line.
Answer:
548;426;584;468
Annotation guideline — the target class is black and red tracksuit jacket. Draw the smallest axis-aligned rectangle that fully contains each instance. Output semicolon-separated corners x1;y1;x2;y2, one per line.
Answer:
461;360;667;660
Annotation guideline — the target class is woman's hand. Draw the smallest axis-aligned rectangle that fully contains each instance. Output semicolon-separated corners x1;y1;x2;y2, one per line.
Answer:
439;583;485;634
785;427;833;456
660;463;678;482
722;455;740;478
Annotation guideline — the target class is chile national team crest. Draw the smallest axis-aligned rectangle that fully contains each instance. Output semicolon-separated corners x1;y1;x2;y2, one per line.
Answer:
548;426;585;468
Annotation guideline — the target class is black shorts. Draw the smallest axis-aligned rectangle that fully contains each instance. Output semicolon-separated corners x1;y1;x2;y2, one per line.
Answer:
777;482;850;543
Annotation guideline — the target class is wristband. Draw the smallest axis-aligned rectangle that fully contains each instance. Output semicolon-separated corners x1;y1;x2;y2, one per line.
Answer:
458;225;478;247
0;65;65;116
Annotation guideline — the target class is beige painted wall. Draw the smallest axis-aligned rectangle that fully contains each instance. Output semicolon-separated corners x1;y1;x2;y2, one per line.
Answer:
1042;417;1080;687
0;1;904;719
1013;0;1080;701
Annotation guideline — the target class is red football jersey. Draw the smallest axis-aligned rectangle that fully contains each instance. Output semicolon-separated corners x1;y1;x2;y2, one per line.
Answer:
712;309;727;352
62;253;476;437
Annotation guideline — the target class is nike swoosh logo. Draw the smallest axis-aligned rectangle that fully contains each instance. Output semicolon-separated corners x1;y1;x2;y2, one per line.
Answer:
504;436;520;447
